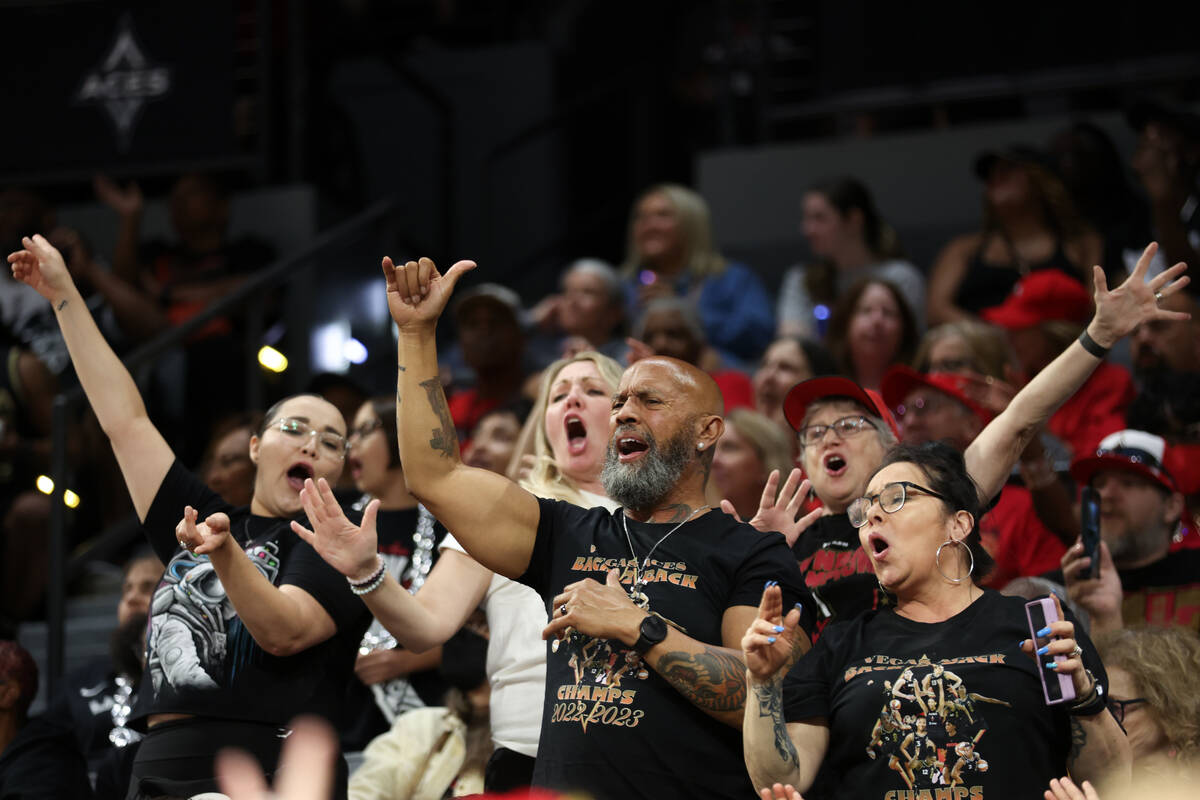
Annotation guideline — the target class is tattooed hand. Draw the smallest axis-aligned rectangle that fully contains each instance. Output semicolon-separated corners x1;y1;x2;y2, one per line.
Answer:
380;256;476;329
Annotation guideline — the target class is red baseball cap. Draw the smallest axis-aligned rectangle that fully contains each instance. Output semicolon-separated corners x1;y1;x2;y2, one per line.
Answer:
879;366;995;425
980;271;1091;330
783;376;900;438
1070;429;1178;494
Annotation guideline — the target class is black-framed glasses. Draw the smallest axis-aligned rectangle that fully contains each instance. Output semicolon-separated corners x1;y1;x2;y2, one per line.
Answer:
348;418;384;443
848;481;950;528
798;415;875;447
277;417;348;458
1106;697;1147;725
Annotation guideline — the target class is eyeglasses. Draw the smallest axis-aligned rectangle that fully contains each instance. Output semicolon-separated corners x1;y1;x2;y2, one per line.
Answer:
798;415;875;447
848;480;950;528
276;417;348;458
348;418;384;442
1106;697;1147;725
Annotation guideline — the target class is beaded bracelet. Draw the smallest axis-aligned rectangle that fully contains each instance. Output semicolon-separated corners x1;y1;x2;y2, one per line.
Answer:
348;554;386;596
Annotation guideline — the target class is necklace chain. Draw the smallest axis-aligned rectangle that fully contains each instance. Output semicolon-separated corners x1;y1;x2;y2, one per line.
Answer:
621;505;708;607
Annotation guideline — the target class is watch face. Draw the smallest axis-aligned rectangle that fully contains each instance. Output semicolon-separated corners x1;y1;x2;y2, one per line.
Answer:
641;613;668;642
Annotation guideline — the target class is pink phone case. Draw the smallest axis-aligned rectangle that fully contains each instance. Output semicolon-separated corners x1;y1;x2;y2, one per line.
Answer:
1025;597;1075;705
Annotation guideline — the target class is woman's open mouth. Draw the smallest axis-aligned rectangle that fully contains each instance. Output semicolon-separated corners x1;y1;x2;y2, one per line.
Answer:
823;452;848;477
866;532;890;561
286;462;314;492
565;415;589;456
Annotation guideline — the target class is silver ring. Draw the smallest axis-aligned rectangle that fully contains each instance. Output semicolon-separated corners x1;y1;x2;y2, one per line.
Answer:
559;603;568;617
1155;291;1164;303
1070;644;1083;659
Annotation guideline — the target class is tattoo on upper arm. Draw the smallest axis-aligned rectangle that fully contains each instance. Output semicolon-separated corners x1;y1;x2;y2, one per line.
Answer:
656;646;747;713
419;377;458;459
1067;716;1086;764
753;680;800;768
397;365;406;372
56;299;67;311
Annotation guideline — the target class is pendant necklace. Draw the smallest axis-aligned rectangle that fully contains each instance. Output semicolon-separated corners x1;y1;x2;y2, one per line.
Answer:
621;505;708;608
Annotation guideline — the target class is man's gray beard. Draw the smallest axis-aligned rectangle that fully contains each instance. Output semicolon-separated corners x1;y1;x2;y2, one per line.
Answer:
1105;518;1171;566
601;429;693;512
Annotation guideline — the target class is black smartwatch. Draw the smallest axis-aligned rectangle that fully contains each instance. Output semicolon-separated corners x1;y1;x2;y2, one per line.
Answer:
633;613;668;655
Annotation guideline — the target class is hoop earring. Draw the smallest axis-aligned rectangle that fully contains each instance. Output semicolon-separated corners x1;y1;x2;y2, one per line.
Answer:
935;539;974;584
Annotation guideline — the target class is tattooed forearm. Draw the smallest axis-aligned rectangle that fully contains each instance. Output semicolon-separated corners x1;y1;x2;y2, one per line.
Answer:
419;377;459;459
57;299;67;311
656;646;747;713
1067;716;1086;765
753;679;800;768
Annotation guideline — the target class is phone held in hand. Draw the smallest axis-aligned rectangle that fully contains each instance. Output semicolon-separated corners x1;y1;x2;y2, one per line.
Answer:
1026;597;1075;705
1080;486;1101;580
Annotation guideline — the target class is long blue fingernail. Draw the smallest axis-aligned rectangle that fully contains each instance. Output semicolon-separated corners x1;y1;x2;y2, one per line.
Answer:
767;637;777;644
1036;645;1049;655
1045;661;1058;669
794;602;804;609
1018;640;1026;648
773;625;784;633
1036;626;1051;637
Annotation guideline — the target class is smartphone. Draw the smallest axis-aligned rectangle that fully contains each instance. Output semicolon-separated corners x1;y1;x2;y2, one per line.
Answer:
1080;486;1101;580
1025;597;1075;705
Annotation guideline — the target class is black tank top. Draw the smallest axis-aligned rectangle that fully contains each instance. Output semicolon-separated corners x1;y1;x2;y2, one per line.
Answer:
954;233;1079;314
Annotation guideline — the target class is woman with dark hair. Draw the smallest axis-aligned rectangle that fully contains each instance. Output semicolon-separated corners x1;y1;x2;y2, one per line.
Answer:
743;441;1130;798
928;146;1103;325
339;396;450;750
753;336;838;434
825;278;919;392
8;235;370;798
777;178;924;338
773;242;1186;636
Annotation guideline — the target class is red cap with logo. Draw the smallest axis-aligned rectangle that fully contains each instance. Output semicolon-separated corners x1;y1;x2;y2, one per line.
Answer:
783;376;900;438
879;365;995;425
980;271;1091;330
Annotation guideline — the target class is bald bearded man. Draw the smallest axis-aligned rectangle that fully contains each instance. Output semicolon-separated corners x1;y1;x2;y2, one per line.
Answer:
371;257;812;800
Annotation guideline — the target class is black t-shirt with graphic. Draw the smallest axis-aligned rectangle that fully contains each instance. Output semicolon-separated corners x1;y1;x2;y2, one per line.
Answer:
794;513;891;639
132;460;372;728
519;499;814;800
782;589;1107;800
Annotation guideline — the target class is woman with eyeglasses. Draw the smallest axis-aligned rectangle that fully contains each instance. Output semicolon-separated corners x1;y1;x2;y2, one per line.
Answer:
776;243;1188;634
8;235;371;799
1094;627;1200;777
742;441;1130;798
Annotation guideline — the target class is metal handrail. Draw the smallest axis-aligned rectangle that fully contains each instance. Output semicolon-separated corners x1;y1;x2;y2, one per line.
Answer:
43;196;398;697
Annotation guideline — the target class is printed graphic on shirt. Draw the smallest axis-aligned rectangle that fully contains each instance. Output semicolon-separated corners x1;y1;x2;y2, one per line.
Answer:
146;541;281;697
546;545;700;733
855;655;1011;798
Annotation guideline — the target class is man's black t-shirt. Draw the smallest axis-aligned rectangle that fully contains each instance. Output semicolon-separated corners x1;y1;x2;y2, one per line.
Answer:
782;589;1107;800
519;499;814;800
793;513;890;639
132;460;371;727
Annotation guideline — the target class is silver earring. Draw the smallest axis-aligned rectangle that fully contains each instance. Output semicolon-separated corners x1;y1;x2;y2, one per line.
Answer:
697;443;704;450
935;539;974;584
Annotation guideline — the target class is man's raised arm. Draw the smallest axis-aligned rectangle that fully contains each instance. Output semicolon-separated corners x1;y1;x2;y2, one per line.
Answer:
384;256;541;579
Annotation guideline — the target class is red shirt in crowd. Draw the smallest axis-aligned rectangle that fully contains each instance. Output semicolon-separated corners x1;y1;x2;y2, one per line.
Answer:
978;485;1067;588
1047;362;1134;459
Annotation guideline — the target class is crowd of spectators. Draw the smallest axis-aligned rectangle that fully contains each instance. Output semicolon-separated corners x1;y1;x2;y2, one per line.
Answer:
1;100;1199;799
